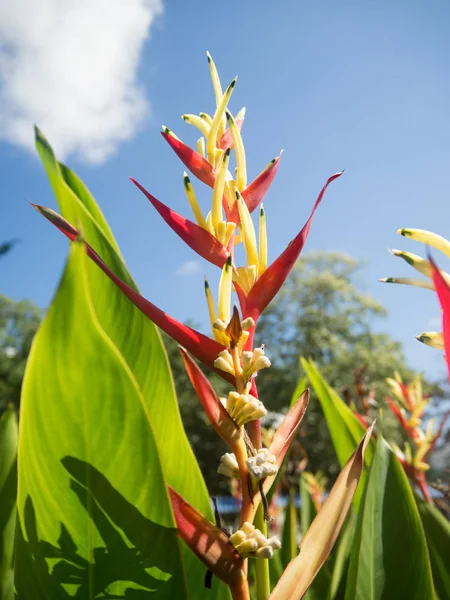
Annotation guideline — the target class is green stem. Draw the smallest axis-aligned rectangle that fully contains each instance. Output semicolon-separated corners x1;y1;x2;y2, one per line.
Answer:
254;503;271;600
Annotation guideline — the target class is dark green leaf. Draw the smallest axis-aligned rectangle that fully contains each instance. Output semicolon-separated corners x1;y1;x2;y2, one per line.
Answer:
344;433;434;600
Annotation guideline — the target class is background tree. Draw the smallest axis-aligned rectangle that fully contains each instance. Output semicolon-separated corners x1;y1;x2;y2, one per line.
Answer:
0;296;41;413
0;240;41;413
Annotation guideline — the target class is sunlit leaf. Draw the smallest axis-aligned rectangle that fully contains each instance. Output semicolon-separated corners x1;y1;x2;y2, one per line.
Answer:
16;242;187;598
300;358;374;510
0;406;17;600
344;432;434;600
30;129;230;599
416;495;450;600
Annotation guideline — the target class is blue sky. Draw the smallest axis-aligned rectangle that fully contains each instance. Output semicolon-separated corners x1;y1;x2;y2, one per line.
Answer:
2;0;450;381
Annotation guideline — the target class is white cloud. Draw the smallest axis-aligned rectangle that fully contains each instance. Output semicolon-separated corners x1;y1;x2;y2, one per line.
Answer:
176;260;202;276
0;0;163;164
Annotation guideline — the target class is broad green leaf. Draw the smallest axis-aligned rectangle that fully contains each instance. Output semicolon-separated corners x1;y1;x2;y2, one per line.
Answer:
16;242;187;598
301;357;374;509
416;495;450;600
0;406;17;600
34;129;229;599
344;433;434;600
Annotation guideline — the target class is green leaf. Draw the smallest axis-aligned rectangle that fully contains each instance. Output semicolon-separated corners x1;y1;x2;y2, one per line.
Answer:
300;472;316;537
0;406;17;600
26;129;230;598
344;433;434;600
280;489;298;568
416;495;450;600
300;358;374;509
16;242;187;598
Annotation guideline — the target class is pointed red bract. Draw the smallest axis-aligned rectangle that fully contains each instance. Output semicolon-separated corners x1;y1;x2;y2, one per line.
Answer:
131;178;229;268
162;131;216;187
168;486;245;586
430;256;450;379
32;203;231;377
386;397;412;436
227;153;283;224
179;348;239;445
218;117;244;151
269;389;309;466
244;171;343;321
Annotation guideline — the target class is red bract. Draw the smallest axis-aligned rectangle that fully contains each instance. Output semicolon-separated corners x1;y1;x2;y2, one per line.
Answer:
244;171;344;321
168;487;246;589
218;117;244;150
268;389;309;467
385;397;417;440
32;203;232;379
430;256;450;378
179;348;239;445
226;154;283;224
131;178;230;268
161;131;216;187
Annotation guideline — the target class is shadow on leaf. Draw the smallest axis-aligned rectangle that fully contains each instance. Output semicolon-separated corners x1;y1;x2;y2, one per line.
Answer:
15;457;182;599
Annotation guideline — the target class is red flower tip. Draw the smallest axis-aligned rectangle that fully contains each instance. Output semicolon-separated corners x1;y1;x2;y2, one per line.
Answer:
244;171;343;321
33;204;232;379
161;131;216;187
130;178;229;269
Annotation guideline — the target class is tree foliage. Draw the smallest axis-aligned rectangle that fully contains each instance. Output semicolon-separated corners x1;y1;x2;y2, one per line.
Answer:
0;296;41;413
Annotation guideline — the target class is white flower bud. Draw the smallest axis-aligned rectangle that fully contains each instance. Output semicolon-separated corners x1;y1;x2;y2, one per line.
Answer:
241;317;255;330
246;448;278;480
255;546;273;559
217;453;239;478
226;393;267;426
242;346;271;377
229;522;281;559
213;319;227;332
214;349;235;375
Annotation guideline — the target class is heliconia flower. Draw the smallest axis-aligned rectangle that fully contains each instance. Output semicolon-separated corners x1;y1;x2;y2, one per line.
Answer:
416;331;444;350
32;203;232;379
430;255;450;378
399;228;450;258
167;486;248;596
243;171;343;322
179;347;240;446
228;522;281;559
379;277;435;290
130;178;231;269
